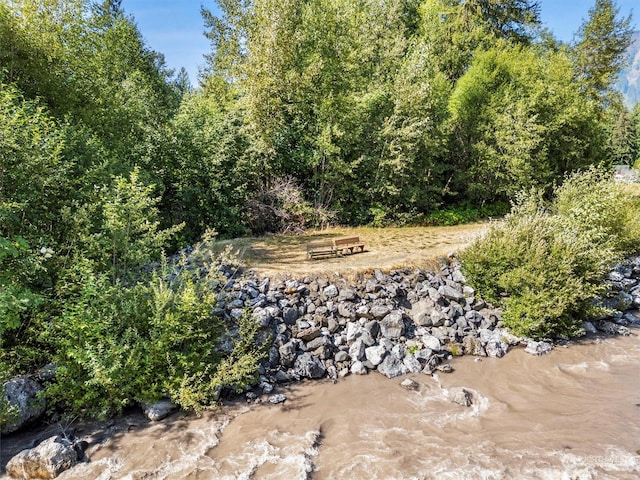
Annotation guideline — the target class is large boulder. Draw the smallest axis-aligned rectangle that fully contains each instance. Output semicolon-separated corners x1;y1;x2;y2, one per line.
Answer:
377;354;407;379
6;436;79;479
380;312;404;340
2;376;46;434
294;352;326;379
142;399;178;421
365;344;387;366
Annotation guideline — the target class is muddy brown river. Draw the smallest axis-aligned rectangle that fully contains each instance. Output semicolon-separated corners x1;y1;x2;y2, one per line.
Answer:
3;334;639;479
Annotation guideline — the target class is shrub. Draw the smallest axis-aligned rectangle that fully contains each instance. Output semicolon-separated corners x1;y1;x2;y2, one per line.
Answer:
46;247;265;418
245;177;335;234
460;168;640;340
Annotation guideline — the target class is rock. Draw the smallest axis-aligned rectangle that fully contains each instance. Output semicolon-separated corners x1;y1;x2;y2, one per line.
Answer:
349;339;366;362
400;378;420;391
380;312;404;340
252;307;271;327
2;376;46;434
282;306;299;325
338;288;357;302
370;304;391;320
377;355;407;379
335;351;350;362
306;335;331;351
142;399;178;421
479;329;508;358
6;436;78;479
438;285;463;302
337;303;356;319
403;355;423;374
294;352;327;379
323;285;339;298
421;335;441;351
278;341;298;368
350;361;368;375
297;326;321;342
365;344;387;366
450;387;473;407
364;320;380;339
582;321;598;334
462;335;486;356
597;320;631;336
268;394;287;404
436;363;454;373
524;340;553;356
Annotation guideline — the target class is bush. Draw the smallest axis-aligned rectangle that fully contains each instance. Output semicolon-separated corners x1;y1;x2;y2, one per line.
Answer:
460;168;640;340
245;176;335;234
46;249;265;418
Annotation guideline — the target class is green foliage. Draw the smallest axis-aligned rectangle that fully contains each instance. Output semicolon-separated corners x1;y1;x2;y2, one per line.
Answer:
571;0;634;100
460;168;640;339
47;251;265;418
424;202;510;226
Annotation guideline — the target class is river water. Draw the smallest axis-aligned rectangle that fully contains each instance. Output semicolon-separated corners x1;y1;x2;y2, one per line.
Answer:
6;334;640;480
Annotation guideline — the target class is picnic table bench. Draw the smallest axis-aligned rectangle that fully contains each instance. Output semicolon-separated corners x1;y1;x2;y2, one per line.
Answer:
334;236;366;256
306;236;366;260
307;239;337;259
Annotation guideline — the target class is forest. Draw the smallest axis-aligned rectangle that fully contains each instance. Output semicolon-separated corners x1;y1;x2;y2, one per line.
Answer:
1;0;640;418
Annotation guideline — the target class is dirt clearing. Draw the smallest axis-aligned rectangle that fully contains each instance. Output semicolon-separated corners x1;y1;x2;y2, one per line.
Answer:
208;223;490;278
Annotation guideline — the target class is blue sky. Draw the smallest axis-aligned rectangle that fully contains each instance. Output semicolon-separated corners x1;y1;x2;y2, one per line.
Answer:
122;0;638;85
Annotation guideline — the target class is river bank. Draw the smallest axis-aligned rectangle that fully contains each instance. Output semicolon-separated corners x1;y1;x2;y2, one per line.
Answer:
3;254;639;478
3;333;639;479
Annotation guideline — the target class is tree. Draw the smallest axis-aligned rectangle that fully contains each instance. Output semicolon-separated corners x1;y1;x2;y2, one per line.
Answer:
609;105;638;165
572;0;633;99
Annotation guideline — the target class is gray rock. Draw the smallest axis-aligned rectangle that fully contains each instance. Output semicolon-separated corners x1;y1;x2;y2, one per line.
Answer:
337;303;356;319
282;306;299;325
252;307;271;327
582;321;598;334
400;378;420;391
356;305;371;318
365;344;387;366
450;387;473;407
279;341;298;368
2;376;46;434
377;354;407;378
306;335;331;351
403;355;423;374
269;394;287;404
364;320;380;339
524;340;553;356
421;335;441;351
142;399;178;421
597;320;631;335
346;322;364;343
479;329;508;358
338;288;357;302
294;352;327;379
350;361;368;375
380;312;404;340
335;351;350;362
323;285;339;298
436;363;454;373
7;436;79;479
349;339;367;362
230;308;244;319
438;285;463;302
370;304;391;320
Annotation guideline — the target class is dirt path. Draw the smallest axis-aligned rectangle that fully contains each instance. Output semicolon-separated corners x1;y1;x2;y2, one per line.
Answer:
211;223;489;278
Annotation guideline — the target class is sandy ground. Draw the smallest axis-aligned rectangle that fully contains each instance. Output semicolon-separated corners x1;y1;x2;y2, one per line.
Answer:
209;222;490;279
